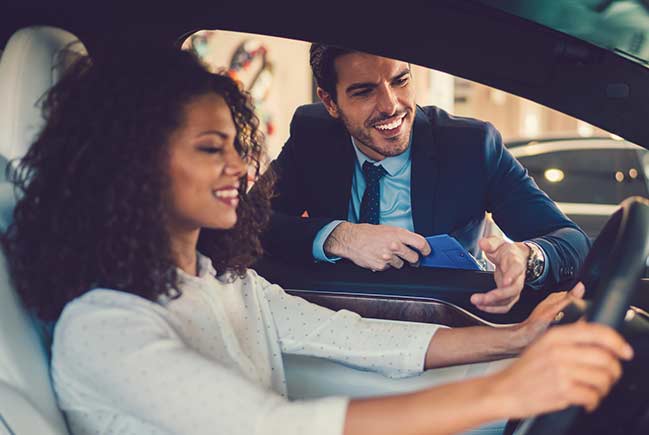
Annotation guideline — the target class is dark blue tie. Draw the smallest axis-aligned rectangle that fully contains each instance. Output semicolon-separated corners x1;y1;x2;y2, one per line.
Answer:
359;161;387;225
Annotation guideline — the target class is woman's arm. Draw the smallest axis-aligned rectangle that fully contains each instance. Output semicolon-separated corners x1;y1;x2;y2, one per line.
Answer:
345;375;498;435
424;323;524;369
424;285;586;368
265;272;586;375
344;322;632;435
262;273;440;378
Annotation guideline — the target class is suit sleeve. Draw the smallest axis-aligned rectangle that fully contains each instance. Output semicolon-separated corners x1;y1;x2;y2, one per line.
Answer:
483;124;591;289
256;112;341;263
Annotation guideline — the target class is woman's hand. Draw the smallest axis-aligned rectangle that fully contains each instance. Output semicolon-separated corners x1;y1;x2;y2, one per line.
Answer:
516;282;586;348
487;322;633;419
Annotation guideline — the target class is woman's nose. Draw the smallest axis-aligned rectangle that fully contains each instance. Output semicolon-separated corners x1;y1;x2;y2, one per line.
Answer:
224;150;247;177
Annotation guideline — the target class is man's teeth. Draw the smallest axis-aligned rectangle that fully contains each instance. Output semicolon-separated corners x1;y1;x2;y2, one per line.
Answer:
214;189;239;199
374;116;404;130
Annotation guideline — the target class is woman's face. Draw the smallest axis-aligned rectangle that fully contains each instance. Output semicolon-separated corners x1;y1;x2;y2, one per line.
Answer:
166;92;246;234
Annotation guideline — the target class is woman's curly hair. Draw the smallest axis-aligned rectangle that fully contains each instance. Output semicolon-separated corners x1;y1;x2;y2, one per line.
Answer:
2;46;274;321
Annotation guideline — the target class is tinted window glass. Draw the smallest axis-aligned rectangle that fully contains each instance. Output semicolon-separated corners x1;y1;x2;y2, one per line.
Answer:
518;148;649;204
479;0;649;66
183;29;616;158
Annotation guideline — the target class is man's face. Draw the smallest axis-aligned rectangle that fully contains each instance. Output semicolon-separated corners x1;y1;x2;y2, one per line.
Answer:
319;52;416;161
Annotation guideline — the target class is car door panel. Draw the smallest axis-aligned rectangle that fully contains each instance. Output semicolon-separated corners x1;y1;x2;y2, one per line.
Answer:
254;257;548;325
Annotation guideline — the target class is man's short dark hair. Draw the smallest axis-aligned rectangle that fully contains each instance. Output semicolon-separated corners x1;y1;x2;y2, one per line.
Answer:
309;43;354;102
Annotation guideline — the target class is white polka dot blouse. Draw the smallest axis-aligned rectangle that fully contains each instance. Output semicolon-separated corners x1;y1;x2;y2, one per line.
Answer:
51;253;440;435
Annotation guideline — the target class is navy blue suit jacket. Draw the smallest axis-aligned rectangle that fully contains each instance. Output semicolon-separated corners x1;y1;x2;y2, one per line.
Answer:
261;103;590;289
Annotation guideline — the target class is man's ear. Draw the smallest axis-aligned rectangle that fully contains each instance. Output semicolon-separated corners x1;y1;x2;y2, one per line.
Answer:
317;87;340;119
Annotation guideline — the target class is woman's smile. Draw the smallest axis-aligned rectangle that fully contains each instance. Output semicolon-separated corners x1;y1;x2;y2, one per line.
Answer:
213;185;240;208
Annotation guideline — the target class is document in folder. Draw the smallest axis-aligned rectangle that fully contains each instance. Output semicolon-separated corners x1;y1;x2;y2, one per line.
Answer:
420;234;482;270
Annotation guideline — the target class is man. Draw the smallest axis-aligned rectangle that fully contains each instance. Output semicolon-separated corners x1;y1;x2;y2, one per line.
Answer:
261;44;590;313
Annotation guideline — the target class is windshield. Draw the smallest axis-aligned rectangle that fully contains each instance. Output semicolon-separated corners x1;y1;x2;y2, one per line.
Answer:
479;0;649;66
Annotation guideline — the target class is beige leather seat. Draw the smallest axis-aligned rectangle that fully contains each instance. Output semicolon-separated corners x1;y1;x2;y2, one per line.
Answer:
0;26;86;435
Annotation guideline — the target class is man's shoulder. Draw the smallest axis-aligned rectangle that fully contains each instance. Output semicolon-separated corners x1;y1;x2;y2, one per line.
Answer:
292;103;338;128
288;103;347;147
294;102;330;119
419;105;495;133
418;106;502;153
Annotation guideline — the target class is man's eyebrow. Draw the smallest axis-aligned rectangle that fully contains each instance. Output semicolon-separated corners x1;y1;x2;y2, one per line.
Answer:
345;68;411;94
391;69;411;82
346;81;377;94
196;130;230;140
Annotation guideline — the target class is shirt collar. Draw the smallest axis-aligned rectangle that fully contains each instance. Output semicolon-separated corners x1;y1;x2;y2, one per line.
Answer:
196;252;217;277
351;134;412;177
176;251;218;283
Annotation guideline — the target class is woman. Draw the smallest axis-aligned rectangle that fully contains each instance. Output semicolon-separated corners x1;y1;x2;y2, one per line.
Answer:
3;46;631;435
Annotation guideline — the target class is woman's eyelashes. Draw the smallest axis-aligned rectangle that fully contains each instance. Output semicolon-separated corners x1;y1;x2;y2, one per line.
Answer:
197;144;224;155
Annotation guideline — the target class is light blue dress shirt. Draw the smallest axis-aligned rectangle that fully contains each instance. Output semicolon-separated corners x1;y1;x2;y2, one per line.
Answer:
312;137;414;262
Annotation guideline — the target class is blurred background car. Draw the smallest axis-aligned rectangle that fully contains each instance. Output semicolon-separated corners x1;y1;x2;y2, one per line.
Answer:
508;137;649;239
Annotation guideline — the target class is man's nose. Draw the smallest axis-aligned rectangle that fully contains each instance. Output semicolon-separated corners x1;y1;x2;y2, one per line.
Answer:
376;84;398;115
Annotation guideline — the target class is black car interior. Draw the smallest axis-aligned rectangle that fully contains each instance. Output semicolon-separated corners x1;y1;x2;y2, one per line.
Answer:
3;2;649;434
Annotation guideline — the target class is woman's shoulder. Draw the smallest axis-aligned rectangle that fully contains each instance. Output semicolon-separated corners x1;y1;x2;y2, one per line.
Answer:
214;269;288;305
61;288;163;314
217;268;279;292
54;288;171;346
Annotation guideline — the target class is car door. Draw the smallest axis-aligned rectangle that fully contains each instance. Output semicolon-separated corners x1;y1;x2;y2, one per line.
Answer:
5;2;649;427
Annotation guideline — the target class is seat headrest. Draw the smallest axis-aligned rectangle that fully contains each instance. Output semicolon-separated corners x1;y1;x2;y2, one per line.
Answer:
0;26;86;162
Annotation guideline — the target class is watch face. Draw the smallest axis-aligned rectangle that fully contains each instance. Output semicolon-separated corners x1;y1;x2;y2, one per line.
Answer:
532;260;543;278
526;243;544;281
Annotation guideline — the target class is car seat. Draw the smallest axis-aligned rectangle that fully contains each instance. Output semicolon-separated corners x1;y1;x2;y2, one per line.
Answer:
0;26;86;435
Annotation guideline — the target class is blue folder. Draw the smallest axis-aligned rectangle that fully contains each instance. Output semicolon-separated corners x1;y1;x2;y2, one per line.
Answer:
420;234;482;270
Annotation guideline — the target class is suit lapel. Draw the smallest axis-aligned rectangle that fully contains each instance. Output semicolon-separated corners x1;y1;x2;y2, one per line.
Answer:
324;123;355;219
410;106;438;236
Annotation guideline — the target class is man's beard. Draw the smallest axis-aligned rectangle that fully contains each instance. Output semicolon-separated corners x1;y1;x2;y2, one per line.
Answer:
339;110;411;158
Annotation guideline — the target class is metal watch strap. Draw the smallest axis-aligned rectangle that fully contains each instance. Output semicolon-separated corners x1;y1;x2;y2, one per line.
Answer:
524;242;545;282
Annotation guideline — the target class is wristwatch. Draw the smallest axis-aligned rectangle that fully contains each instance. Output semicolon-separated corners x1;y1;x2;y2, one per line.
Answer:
524;242;545;282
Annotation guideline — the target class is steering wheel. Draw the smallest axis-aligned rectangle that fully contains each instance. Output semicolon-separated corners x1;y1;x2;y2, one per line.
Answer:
513;196;649;435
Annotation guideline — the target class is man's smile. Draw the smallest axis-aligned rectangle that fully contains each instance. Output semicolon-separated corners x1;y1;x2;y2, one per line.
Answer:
372;112;407;131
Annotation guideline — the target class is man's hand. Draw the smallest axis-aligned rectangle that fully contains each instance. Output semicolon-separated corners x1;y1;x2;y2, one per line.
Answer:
324;222;430;271
470;236;531;313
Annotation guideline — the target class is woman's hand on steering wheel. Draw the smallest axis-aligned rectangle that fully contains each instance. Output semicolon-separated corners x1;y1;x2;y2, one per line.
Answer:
516;283;587;348
487;322;633;420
